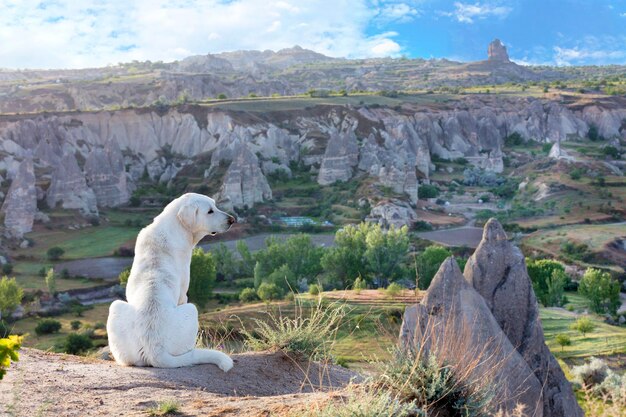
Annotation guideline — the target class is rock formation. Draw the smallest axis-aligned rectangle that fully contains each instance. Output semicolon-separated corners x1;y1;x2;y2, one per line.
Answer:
215;141;272;210
464;219;584;417
317;130;359;185
1;159;37;238
46;153;98;216
402;258;544;416
366;200;418;228
84;140;130;207
488;39;510;62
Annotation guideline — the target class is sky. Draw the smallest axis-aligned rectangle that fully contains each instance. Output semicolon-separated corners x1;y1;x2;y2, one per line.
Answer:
0;0;625;69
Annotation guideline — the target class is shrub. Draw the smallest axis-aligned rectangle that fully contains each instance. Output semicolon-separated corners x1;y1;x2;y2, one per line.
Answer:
504;132;524;147
256;282;283;302
385;282;403;298
35;319;62;336
308;284;321;295
217;93;227;100
418;184;439;199
0;335;22;380
241;298;346;360
1;264;13;275
570;168;584;180
46;246;65;261
588;124;603;141
353;276;366;293
239;287;258;303
572;357;609;387
570;316;596;337
63;333;93;355
45;268;56;295
555;333;572;352
71;320;82;330
0;276;24;319
578;268;620;315
118;267;131;288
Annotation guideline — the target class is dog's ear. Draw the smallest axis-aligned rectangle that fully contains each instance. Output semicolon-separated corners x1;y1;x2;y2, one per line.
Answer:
177;203;198;231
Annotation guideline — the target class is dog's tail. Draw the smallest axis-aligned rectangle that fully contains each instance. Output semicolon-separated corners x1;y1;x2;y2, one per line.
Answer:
146;348;233;371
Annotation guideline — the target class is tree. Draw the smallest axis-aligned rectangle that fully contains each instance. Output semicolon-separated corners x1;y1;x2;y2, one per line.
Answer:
188;248;216;308
239;288;258;303
364;225;409;287
570;316;596;337
46;247;65;261
213;243;237;283
527;259;568;307
45;268;56;295
555;334;572;352
416;246;452;289
118;267;131;288
321;222;375;288
353;276;367;294
257;282;283;302
578;268;620;315
264;264;296;292
236;240;255;277
0;277;24;320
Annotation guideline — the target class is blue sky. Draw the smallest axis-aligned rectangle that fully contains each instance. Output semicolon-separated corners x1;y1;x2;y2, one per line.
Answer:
0;0;625;69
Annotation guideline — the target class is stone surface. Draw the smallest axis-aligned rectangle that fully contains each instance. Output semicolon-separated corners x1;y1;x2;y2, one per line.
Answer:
488;39;510;62
0;159;37;238
47;153;98;216
317;130;359;185
85;139;131;207
404;258;544;416
464;218;584;417
366;199;417;228
215;140;272;210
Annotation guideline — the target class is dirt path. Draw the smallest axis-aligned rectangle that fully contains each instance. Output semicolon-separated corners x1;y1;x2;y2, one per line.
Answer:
1;349;359;417
416;226;484;248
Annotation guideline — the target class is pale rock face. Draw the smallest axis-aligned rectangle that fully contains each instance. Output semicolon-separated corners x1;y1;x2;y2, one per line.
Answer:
215;141;272;210
366;200;417;228
47;153;98;216
84;139;130;207
488;39;510;62
317;129;359;185
464;219;583;417
403;258;544;416
1;159;38;238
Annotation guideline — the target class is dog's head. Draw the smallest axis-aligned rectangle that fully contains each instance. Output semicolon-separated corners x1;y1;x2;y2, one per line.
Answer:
175;193;236;237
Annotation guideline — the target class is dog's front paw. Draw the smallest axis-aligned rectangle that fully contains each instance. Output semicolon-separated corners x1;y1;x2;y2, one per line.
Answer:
219;355;234;372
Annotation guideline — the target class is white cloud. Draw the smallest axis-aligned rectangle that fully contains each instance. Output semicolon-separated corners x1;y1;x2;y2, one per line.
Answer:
443;2;512;24
621;12;626;17
0;0;406;69
552;36;626;66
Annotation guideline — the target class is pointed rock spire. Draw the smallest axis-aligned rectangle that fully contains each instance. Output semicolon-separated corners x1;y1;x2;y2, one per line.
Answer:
464;218;583;417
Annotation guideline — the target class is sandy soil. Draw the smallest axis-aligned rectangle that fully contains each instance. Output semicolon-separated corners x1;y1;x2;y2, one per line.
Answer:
0;349;360;417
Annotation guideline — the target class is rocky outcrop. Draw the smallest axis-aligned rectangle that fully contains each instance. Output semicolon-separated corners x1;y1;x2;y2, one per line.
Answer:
464;219;584;417
84;140;130;207
1;159;37;238
46;153;98;216
403;258;544;416
317;130;359;185
488;39;510;62
215;141;272;210
366;200;418;228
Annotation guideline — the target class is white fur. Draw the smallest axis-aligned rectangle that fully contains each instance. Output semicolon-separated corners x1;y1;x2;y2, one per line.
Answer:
107;193;235;371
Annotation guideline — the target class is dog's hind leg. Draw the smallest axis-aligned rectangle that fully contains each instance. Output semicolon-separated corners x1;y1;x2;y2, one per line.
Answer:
165;303;234;371
107;300;146;366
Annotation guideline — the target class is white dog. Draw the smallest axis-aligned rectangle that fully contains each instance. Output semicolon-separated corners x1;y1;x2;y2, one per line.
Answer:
106;193;235;371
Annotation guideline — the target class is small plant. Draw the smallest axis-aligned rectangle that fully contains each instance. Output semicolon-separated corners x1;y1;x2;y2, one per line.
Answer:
570;316;596;337
353;276;367;294
256;282;283;302
45;268;56;295
46;246;65;261
0;335;22;380
70;320;82;330
35;319;62;336
63;333;93;355
239;287;258;303
0;276;24;319
240;297;347;361
118;267;131;288
308;284;321;295
385;282;403;298
555;333;572;352
572;357;609;387
147;399;181;416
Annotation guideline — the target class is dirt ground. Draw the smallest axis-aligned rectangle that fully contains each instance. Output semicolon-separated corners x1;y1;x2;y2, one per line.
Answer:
0;349;361;417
